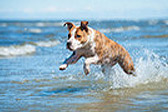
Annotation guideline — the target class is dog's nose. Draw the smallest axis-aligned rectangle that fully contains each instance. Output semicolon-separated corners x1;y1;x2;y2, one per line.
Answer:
67;42;71;47
67;42;73;51
67;42;72;48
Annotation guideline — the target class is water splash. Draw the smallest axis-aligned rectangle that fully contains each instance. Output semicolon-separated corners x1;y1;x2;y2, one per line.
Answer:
101;49;168;89
60;49;168;89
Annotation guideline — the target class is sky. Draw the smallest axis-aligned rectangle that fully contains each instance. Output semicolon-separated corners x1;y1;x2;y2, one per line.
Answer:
0;0;168;20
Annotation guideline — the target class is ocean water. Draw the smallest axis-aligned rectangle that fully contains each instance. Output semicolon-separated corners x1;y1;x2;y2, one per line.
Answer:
0;20;168;112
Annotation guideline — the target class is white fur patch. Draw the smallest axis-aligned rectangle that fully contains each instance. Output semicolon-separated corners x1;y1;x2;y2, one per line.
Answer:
88;27;96;53
59;64;67;70
85;54;99;65
67;28;83;50
67;27;96;51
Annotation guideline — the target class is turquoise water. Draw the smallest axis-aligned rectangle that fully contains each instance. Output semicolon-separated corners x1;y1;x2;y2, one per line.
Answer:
0;20;168;111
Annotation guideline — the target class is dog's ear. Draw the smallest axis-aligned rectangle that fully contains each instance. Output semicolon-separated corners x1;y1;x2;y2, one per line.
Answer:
64;22;75;31
80;21;88;32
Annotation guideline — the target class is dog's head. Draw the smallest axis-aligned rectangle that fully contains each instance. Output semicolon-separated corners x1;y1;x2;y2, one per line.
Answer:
64;21;90;51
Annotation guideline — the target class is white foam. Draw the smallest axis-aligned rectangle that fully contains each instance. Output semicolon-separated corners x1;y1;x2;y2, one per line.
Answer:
0;44;36;57
99;26;140;33
148;20;158;25
0;40;60;58
35;22;45;27
35;22;64;27
164;20;168;25
31;40;60;47
53;22;64;26
28;28;42;33
0;23;7;27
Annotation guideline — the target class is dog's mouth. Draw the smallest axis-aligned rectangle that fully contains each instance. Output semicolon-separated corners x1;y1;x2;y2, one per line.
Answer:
67;45;73;51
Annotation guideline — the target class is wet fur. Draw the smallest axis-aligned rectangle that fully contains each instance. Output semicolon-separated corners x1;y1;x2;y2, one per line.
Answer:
59;21;136;76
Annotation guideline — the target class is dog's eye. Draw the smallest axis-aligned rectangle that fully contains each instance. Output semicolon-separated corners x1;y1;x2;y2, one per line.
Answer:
76;35;81;38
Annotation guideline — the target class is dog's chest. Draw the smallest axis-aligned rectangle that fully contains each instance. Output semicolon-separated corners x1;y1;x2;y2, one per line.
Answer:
81;47;96;58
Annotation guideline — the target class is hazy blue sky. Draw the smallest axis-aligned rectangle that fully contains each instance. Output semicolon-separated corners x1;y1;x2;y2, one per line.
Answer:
0;0;168;20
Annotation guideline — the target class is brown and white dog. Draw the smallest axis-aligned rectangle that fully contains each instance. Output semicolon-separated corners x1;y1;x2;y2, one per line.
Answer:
59;21;136;76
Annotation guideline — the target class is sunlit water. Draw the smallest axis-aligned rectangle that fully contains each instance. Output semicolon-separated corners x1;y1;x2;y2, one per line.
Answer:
0;20;168;111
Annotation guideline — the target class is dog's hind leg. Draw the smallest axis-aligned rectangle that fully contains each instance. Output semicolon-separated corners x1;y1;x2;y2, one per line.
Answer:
101;64;116;76
118;54;136;76
101;65;106;74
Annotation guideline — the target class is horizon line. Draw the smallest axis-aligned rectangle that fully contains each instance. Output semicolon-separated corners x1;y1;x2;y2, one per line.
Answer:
0;17;168;21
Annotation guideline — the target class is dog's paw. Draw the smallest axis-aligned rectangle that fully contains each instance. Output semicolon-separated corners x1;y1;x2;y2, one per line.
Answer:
128;70;137;77
84;68;90;75
131;72;137;77
59;64;67;70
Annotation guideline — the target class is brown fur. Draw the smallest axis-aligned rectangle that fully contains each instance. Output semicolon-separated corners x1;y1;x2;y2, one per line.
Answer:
75;27;88;44
65;22;90;45
93;30;135;75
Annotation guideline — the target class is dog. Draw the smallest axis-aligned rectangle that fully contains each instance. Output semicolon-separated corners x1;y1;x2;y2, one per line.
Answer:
59;21;136;76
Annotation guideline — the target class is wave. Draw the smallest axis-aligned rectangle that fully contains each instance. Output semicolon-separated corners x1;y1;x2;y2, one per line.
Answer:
0;22;64;27
148;20;158;25
27;28;42;33
29;40;60;47
0;21;80;28
0;40;60;58
164;20;168;25
0;23;7;27
35;22;64;27
0;44;36;58
99;26;140;33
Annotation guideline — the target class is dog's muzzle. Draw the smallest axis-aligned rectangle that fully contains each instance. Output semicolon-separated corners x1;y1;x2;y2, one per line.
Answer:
67;42;73;51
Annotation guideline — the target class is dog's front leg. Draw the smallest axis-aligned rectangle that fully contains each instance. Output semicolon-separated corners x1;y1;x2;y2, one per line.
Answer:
84;56;99;75
59;52;81;70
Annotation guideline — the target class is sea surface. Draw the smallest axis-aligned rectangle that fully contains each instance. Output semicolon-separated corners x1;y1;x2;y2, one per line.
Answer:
0;19;168;112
